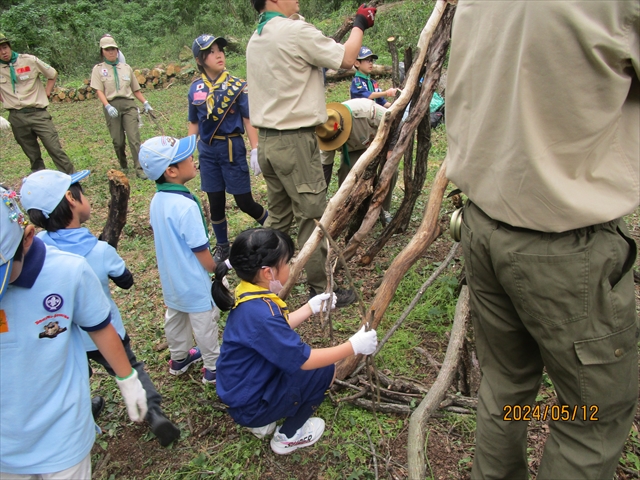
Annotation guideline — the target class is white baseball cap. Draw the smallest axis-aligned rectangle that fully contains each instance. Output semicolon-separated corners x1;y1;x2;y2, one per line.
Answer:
20;170;90;218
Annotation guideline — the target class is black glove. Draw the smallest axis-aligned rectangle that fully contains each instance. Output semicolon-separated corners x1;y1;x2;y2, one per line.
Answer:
353;4;377;31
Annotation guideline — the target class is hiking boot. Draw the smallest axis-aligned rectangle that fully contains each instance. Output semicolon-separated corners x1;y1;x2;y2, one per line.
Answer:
248;422;277;439
201;367;217;385
91;396;105;421
270;417;325;455
213;243;230;264
380;210;393;227
310;287;356;309
146;408;181;447
135;168;148;180
168;347;202;375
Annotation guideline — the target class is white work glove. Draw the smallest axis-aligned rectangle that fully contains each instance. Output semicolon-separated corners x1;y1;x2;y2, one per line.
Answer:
308;292;337;314
105;104;119;118
0;116;10;130
115;368;148;422
143;101;153;113
250;148;261;176
349;325;378;355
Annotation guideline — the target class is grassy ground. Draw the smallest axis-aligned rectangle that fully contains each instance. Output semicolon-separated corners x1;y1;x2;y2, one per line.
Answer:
1;79;639;479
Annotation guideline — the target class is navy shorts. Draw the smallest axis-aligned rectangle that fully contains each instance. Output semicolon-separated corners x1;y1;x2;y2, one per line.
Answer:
228;364;335;428
198;136;251;194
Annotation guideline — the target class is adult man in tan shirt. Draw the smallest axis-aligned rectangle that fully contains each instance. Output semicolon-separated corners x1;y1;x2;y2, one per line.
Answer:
246;0;376;307
0;33;75;174
446;1;639;478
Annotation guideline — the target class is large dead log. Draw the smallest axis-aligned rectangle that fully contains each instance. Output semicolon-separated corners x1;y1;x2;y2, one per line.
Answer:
325;64;392;82
336;158;449;379
346;5;455;263
281;0;452;300
407;286;470;479
99;170;130;249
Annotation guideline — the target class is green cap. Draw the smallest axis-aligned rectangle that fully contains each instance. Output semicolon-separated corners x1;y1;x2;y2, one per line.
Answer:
0;33;10;45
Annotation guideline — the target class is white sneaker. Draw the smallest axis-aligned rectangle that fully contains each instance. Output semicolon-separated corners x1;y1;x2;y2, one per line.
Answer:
269;417;325;455
247;422;277;439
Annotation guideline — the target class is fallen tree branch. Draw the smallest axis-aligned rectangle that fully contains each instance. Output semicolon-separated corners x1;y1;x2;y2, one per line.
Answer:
407;286;470;480
99;169;130;249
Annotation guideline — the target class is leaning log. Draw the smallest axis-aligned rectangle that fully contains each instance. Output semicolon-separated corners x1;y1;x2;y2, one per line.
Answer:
99;170;130;249
407;286;470;479
325;64;392;82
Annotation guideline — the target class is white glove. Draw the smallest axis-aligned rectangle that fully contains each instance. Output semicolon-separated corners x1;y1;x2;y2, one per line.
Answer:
349;325;378;355
250;148;261;176
105;104;119;118
0;116;10;130
115;368;148;422
143;101;153;113
308;292;337;314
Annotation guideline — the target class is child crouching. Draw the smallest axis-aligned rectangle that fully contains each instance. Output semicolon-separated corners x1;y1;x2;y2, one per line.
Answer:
211;228;378;455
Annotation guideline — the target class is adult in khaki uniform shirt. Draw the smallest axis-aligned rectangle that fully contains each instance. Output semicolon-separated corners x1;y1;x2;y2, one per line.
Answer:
446;1;639;479
318;99;397;222
0;33;75;174
90;36;152;179
246;0;377;307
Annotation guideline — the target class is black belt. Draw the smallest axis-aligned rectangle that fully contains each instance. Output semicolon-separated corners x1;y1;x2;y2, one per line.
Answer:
9;107;46;113
259;126;317;137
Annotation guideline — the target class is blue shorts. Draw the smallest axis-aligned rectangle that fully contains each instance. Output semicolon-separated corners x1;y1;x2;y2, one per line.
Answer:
198;136;251;195
228;364;335;428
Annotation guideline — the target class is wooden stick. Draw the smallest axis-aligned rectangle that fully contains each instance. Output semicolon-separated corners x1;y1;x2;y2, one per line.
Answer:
99;170;130;249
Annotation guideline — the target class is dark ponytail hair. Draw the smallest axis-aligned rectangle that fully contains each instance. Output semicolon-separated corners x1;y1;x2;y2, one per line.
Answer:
211;228;295;311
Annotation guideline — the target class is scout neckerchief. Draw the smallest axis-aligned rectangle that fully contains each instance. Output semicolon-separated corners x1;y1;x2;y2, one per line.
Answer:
355;70;376;95
0;51;19;93
105;58;120;91
201;70;246;138
341;103;354;167
257;11;286;35
233;280;289;322
155;183;208;236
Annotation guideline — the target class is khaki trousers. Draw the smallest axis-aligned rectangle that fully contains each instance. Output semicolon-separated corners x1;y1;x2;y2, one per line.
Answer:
461;201;638;480
8;108;75;174
103;97;141;170
257;129;328;292
164;307;220;371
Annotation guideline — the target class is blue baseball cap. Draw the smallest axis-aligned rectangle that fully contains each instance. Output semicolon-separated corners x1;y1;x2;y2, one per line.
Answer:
192;34;228;58
139;135;197;181
20;170;91;218
357;46;378;60
0;187;27;302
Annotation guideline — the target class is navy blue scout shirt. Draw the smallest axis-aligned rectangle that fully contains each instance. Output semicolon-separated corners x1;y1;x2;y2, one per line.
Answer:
350;75;386;107
216;295;311;410
188;78;250;142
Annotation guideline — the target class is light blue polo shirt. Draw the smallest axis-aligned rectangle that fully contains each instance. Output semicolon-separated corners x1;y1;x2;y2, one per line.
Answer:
38;229;128;351
150;191;214;313
0;239;111;474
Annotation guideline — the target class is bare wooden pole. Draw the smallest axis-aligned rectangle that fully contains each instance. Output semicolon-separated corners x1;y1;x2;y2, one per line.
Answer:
407;286;470;479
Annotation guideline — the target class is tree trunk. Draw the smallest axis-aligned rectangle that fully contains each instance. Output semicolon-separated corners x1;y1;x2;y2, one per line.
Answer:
325;64;392;82
99;169;130;249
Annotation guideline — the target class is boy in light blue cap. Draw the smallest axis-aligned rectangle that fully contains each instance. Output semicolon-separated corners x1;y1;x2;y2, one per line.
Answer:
139;135;221;385
21;169;181;447
0;185;147;478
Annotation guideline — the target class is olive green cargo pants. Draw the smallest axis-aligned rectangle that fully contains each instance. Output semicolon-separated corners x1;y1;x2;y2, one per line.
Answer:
8;108;75;174
103;97;141;171
461;201;638;480
257;128;328;292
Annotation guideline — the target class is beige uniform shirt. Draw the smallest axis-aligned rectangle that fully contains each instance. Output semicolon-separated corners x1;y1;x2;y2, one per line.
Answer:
321;98;386;165
246;14;345;130
90;62;140;101
0;54;56;109
446;0;639;232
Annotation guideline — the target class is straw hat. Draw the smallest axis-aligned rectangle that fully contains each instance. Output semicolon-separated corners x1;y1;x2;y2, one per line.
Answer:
316;102;352;151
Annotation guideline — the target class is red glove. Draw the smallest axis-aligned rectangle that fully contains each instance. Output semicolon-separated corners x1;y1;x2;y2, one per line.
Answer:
353;4;377;31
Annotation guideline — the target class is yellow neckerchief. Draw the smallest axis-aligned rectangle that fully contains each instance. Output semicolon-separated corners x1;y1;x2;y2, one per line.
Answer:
233;280;289;323
201;70;230;119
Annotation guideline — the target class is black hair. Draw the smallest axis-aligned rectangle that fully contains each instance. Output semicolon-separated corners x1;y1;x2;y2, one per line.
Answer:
251;0;266;13
12;233;25;263
27;183;84;232
155;173;167;184
211;228;295;311
196;44;225;74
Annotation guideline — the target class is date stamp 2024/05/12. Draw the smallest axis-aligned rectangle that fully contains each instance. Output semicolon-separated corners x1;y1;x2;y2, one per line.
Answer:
503;404;599;422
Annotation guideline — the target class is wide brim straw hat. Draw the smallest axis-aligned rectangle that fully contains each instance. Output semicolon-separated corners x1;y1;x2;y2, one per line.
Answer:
316;102;353;151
